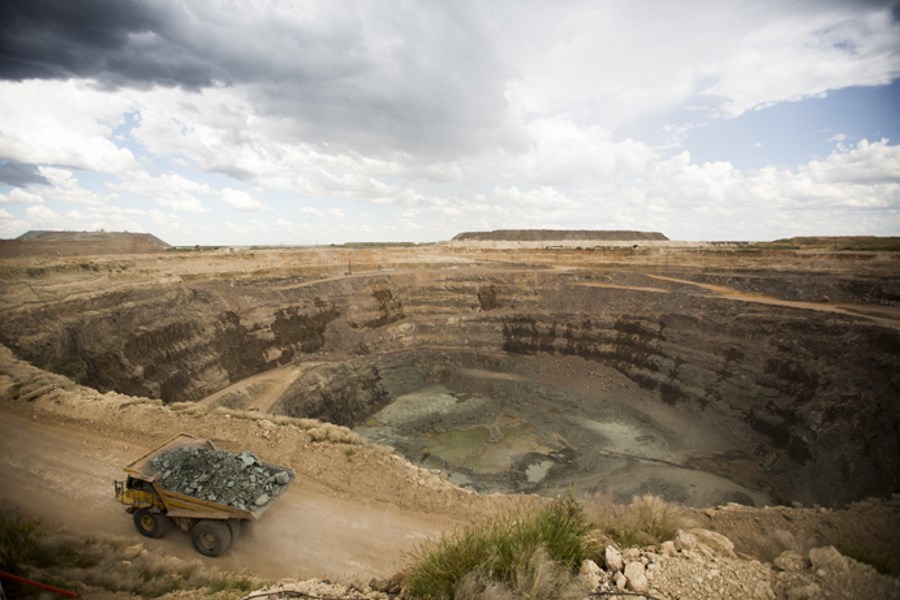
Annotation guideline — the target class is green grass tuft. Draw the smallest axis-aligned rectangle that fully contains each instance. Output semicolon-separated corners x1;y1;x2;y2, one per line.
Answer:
404;495;597;599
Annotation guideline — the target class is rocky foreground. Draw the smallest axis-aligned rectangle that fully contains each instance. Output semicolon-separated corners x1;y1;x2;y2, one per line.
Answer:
242;525;900;600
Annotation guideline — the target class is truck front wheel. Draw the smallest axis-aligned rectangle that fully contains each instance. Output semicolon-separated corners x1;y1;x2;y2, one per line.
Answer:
133;508;173;539
192;520;233;557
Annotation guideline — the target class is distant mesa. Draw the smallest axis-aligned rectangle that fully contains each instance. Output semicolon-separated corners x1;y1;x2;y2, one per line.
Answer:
453;230;669;242
450;229;671;249
0;230;172;257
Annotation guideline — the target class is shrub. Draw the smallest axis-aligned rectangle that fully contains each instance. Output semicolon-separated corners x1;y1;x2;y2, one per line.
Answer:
404;495;596;599
590;494;686;548
0;511;46;598
0;511;43;573
207;574;256;593
0;517;264;599
454;548;585;600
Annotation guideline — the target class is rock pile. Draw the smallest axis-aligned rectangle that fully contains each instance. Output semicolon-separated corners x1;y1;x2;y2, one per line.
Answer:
150;447;292;510
590;529;900;600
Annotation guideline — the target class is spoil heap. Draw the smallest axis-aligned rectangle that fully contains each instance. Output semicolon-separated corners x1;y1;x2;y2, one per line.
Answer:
150;447;291;510
452;229;669;241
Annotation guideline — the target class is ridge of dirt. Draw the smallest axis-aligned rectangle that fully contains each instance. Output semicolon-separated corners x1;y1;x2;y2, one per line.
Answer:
452;229;669;242
1;230;172;257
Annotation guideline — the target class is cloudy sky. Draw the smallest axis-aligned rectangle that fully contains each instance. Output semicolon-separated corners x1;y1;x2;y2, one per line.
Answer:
1;1;898;245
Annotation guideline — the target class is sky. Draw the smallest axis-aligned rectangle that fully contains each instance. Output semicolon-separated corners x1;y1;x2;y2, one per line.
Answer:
0;1;898;245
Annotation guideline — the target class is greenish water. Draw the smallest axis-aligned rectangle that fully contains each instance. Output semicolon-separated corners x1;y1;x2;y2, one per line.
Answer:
423;419;553;474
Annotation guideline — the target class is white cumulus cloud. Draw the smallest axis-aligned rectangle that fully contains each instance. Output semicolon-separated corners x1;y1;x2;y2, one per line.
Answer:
0;188;43;204
109;172;213;213
0;80;138;173
221;188;266;211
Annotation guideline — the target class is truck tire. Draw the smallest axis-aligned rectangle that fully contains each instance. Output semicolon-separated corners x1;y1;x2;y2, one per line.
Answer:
192;520;232;557
133;508;173;539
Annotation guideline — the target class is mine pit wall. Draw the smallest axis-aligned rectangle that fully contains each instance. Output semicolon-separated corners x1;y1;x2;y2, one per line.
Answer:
1;269;898;507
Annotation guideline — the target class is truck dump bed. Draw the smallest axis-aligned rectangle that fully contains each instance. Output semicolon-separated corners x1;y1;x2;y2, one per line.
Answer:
121;433;295;521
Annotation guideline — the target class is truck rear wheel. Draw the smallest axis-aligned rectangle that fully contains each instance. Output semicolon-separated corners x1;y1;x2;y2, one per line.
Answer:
191;520;232;557
133;508;173;539
227;519;242;541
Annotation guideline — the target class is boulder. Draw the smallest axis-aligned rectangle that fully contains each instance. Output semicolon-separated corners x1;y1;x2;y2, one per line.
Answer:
579;559;602;591
773;550;807;572
614;571;627;591
605;545;624;572
624;561;649;593
689;528;736;557
674;530;698;551
808;545;847;573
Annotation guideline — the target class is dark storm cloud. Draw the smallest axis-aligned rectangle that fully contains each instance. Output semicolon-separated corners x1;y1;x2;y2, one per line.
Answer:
0;0;218;87
245;3;521;158
0;0;519;157
0;161;49;187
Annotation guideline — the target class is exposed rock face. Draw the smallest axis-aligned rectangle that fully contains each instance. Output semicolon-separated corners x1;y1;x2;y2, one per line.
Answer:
2;249;898;506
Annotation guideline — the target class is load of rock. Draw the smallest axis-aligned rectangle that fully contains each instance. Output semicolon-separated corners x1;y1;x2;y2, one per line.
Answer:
150;447;291;511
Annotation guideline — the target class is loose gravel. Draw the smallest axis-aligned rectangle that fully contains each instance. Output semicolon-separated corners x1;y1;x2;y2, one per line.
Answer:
150;447;292;510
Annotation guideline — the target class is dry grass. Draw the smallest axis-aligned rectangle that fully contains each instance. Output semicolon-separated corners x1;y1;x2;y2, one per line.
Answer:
454;548;585;600
35;530;261;597
588;494;688;548
1;510;260;598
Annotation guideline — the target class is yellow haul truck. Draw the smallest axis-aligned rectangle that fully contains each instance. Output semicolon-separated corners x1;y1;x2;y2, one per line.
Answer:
114;433;295;557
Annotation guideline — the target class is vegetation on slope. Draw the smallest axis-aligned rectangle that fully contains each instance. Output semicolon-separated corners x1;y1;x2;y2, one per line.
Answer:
404;495;597;599
590;494;687;548
0;509;258;598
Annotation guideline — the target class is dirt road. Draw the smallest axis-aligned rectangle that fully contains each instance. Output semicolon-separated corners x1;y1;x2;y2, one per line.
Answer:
644;274;900;329
0;410;455;582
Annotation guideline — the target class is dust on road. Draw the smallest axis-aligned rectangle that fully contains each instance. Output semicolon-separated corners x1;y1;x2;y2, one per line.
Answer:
0;410;457;581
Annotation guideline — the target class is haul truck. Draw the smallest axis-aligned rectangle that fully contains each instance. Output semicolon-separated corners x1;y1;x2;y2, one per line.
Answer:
114;433;295;557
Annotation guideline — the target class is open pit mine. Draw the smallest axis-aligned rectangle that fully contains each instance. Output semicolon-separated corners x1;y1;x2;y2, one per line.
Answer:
2;231;898;513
